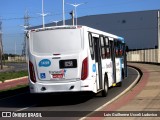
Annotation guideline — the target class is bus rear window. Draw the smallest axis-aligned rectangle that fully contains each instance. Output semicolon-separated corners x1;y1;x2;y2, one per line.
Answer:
30;29;82;54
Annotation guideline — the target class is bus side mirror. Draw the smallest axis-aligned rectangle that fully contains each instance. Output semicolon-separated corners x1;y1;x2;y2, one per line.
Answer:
126;46;129;52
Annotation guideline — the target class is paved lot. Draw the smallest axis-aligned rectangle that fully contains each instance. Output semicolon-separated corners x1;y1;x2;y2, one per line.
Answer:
0;62;27;73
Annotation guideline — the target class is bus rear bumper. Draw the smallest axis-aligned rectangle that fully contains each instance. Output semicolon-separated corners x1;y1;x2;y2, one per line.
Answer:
29;79;95;94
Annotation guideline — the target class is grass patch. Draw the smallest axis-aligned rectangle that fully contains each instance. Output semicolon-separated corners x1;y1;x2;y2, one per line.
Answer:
0;71;28;82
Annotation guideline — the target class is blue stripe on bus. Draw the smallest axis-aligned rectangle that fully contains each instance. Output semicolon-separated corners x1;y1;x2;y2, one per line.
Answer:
117;37;124;43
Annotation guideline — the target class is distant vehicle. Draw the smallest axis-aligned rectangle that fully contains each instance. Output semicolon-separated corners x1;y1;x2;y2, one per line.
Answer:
26;25;127;97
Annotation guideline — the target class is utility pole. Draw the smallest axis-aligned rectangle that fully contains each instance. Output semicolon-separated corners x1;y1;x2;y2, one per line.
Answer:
0;18;3;69
22;10;30;56
14;39;16;61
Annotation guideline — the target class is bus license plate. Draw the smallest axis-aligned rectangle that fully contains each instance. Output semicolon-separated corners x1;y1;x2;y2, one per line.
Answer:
52;74;63;79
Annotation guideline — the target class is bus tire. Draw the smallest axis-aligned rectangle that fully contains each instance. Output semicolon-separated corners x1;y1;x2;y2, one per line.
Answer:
101;75;108;97
122;69;125;79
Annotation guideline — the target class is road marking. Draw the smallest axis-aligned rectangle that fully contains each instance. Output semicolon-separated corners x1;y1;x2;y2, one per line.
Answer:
0;91;37;112
79;67;140;120
16;104;37;111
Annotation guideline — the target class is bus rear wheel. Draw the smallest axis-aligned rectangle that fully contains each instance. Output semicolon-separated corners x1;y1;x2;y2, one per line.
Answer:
101;75;108;97
122;69;125;79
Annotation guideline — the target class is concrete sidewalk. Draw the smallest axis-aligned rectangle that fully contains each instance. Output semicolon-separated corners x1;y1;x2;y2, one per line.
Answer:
0;77;28;91
102;63;160;120
84;63;160;120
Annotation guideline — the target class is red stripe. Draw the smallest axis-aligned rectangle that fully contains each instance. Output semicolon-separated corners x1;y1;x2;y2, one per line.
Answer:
86;66;149;120
0;78;28;91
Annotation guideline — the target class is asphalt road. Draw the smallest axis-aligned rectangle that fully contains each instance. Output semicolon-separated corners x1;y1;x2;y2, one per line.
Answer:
0;67;140;120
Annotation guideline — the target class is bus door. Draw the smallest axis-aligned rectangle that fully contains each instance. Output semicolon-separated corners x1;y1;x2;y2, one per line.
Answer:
93;37;103;90
110;40;116;85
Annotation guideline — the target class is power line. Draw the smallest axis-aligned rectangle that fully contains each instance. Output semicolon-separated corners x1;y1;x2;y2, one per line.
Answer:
0;10;71;21
0;0;154;22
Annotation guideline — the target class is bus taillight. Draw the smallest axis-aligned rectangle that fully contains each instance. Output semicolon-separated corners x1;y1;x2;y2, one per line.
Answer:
81;57;88;80
29;61;36;83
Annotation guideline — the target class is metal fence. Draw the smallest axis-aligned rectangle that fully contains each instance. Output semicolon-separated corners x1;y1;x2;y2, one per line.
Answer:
127;49;160;63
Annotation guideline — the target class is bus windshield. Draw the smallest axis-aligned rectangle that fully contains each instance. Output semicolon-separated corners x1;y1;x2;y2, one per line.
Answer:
30;29;82;54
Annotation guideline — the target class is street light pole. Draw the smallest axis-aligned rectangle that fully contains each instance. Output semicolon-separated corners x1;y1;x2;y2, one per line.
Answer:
42;0;45;28
39;0;49;28
52;20;60;26
66;2;86;26
62;0;65;25
75;6;77;26
70;10;75;25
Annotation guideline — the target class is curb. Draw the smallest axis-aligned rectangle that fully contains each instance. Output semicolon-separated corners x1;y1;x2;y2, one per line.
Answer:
96;67;141;111
3;76;28;83
0;76;28;84
0;76;29;91
80;66;142;120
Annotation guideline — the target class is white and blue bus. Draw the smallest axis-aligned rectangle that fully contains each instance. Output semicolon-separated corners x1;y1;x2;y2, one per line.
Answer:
26;25;127;97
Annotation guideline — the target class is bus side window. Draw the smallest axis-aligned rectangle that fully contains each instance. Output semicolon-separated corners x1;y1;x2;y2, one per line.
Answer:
117;41;123;57
114;41;118;57
105;37;111;58
115;40;125;58
119;43;123;56
100;36;106;59
88;33;94;60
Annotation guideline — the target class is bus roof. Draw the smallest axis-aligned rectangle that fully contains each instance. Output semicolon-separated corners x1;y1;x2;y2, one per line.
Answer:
29;25;124;42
